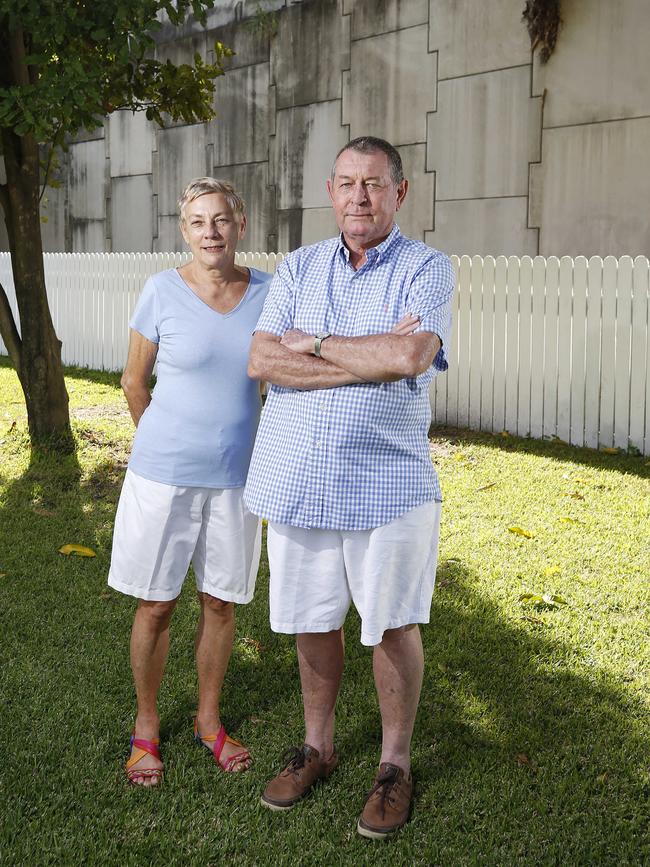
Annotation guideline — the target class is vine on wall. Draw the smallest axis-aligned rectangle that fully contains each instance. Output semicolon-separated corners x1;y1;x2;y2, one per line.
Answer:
522;0;562;63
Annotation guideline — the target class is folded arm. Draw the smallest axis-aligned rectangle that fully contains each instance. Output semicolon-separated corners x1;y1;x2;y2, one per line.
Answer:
281;314;441;382
248;331;365;390
248;314;438;389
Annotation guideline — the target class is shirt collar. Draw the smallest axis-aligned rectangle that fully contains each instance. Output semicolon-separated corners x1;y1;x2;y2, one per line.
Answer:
337;223;401;265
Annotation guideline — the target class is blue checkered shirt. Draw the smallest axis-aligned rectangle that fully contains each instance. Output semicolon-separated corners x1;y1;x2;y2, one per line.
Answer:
244;225;454;530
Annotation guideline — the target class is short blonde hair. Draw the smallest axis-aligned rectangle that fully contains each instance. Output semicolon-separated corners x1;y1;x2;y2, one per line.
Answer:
178;177;246;225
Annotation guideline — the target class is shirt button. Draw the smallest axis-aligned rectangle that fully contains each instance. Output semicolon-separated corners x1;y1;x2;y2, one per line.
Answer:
315;440;321;448
320;403;327;411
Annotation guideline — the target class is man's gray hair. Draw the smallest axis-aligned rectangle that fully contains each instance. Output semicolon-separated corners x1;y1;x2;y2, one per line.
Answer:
178;177;246;224
331;136;404;185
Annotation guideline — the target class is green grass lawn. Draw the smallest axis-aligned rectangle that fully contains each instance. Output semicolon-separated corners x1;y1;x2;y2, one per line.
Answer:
0;355;648;866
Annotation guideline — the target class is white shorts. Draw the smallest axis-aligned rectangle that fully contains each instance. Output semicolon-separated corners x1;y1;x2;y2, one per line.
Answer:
108;470;261;603
267;501;441;647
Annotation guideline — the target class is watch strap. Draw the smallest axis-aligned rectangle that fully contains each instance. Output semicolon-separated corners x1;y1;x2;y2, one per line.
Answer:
314;332;331;357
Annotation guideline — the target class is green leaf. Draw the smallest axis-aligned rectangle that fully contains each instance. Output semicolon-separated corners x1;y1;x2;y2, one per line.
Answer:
519;591;568;610
519;593;544;603
542;593;567;606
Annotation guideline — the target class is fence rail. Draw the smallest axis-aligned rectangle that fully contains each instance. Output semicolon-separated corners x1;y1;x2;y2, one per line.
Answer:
0;251;284;373
1;252;649;454
431;255;650;455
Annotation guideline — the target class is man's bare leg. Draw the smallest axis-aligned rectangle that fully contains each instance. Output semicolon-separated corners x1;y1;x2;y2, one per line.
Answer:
297;629;344;759
129;597;178;785
194;592;250;771
373;624;424;774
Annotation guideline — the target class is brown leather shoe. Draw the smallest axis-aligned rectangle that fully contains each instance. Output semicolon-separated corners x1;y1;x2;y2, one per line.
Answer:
261;744;338;811
357;763;413;839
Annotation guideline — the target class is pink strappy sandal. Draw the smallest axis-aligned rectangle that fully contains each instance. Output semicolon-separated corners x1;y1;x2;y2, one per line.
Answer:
194;720;251;772
125;734;163;786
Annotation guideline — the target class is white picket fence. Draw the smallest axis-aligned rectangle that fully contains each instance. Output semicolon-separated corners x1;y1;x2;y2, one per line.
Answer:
1;252;649;454
0;251;284;373
431;255;650;454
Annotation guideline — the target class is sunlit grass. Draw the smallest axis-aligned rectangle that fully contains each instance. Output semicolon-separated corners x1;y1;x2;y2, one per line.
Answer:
1;356;648;865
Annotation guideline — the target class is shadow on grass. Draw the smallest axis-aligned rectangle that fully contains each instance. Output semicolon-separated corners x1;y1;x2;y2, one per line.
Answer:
331;556;648;859
0;441;646;861
0;441;84;558
0;353;123;388
430;424;650;480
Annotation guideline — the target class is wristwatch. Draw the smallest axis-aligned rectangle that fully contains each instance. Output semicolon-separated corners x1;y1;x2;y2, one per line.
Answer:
313;332;331;357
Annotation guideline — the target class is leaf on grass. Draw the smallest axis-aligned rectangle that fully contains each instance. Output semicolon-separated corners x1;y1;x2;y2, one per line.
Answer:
58;543;96;557
499;430;511;438
241;637;265;653
519;592;567;609
508;526;535;538
477;482;497;492
542;592;567;606
519;592;544;603
567;491;585;500
559;516;580;524
33;506;55;517
600;447;619;455
521;615;546;626
544;565;561;577
515;753;535;770
573;476;590;484
0;571;6;579
596;772;608;786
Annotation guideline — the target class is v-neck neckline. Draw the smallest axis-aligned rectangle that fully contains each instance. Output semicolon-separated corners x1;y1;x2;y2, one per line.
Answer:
173;267;252;318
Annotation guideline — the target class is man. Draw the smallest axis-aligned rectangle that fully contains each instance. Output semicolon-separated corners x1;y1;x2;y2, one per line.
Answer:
244;136;454;838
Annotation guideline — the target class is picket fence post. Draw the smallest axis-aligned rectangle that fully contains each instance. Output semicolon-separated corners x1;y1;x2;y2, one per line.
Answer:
0;250;648;454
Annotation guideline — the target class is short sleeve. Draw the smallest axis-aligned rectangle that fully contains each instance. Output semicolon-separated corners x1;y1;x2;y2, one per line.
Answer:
129;277;160;344
253;260;294;336
406;252;455;372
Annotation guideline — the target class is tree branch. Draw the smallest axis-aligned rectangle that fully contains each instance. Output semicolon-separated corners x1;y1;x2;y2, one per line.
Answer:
8;24;30;88
39;135;61;202
0;181;16;251
0;279;22;369
0;183;9;219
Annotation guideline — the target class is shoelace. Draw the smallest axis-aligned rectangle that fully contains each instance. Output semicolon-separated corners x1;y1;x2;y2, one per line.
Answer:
281;746;308;774
367;765;400;809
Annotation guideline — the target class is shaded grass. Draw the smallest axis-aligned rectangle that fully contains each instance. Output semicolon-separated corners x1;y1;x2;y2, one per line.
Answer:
0;357;648;865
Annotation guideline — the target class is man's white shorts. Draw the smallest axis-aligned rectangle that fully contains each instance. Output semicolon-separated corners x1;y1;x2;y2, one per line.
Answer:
108;469;261;603
267;500;441;647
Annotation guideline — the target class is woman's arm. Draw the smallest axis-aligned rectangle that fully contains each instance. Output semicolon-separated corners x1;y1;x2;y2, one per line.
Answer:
120;330;158;426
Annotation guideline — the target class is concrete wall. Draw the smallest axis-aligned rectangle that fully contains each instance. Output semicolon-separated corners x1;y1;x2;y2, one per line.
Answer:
2;0;648;257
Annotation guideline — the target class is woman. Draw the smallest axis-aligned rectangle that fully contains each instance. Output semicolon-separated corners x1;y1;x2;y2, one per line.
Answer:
108;178;272;785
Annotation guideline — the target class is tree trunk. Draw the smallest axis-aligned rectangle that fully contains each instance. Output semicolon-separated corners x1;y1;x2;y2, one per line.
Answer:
0;127;73;451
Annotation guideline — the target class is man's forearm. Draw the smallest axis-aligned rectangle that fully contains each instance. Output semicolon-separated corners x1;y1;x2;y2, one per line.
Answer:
319;332;440;380
249;339;364;389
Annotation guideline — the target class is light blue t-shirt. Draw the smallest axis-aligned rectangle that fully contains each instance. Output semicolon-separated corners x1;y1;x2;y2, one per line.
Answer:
127;267;271;488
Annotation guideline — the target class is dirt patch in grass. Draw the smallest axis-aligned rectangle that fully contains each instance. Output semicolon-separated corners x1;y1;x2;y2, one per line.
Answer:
72;404;129;420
